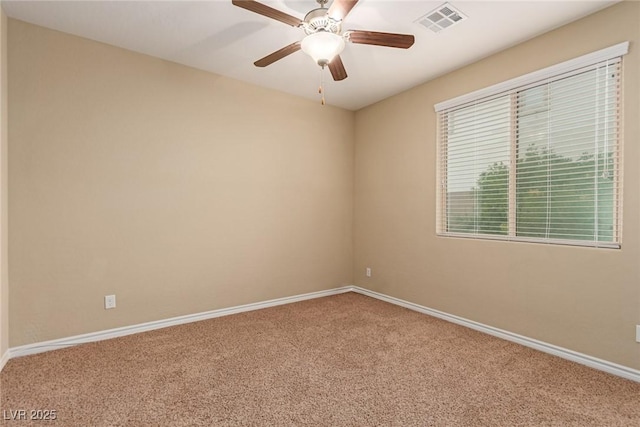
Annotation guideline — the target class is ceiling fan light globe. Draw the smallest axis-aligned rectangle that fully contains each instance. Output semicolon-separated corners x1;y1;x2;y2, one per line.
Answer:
301;31;345;67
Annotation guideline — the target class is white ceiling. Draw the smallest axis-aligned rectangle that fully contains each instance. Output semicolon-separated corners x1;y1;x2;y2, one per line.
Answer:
2;0;618;110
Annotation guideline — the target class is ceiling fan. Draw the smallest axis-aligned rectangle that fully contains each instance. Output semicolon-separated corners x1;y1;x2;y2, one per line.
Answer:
232;0;415;82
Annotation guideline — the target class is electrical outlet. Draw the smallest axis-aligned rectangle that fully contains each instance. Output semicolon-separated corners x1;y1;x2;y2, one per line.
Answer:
636;325;640;343
104;295;116;310
366;267;372;277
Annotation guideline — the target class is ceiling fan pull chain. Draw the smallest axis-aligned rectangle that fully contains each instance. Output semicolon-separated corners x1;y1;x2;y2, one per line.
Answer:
319;66;326;105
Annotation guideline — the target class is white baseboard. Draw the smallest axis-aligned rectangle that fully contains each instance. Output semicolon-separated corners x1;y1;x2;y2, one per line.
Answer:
350;286;640;383
0;348;8;372
5;284;639;383
8;286;353;360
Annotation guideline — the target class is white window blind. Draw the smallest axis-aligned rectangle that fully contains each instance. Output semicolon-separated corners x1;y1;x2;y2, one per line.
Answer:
436;44;626;248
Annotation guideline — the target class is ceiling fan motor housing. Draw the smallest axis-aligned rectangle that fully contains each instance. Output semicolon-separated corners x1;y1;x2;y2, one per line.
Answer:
302;8;342;35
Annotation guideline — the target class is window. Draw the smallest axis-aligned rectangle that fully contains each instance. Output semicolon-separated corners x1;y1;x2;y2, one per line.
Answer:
436;43;628;248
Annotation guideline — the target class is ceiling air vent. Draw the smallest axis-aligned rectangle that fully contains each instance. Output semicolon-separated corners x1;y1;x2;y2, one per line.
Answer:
416;3;466;33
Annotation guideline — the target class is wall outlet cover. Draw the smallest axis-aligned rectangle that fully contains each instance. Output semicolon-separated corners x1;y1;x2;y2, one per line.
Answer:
104;295;116;310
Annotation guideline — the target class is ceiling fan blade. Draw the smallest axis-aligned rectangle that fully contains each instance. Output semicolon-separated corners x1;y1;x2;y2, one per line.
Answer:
328;55;348;81
232;0;302;27
328;0;359;21
254;41;302;67
346;30;415;49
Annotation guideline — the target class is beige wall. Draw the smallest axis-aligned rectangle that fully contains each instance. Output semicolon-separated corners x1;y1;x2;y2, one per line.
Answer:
354;1;640;370
8;20;354;347
0;8;8;360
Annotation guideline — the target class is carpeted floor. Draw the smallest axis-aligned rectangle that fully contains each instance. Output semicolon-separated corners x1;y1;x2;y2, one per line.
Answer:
1;292;639;426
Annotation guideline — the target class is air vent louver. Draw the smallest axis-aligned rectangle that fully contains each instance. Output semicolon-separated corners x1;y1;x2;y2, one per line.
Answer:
416;2;466;33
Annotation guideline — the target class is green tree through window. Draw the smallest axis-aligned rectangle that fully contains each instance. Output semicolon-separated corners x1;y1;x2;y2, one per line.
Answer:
470;146;615;241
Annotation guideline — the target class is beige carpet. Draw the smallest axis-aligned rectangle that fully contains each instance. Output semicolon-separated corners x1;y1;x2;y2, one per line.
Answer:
1;292;639;426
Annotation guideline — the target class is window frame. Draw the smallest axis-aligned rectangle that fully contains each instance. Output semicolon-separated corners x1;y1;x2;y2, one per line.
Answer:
435;42;628;249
